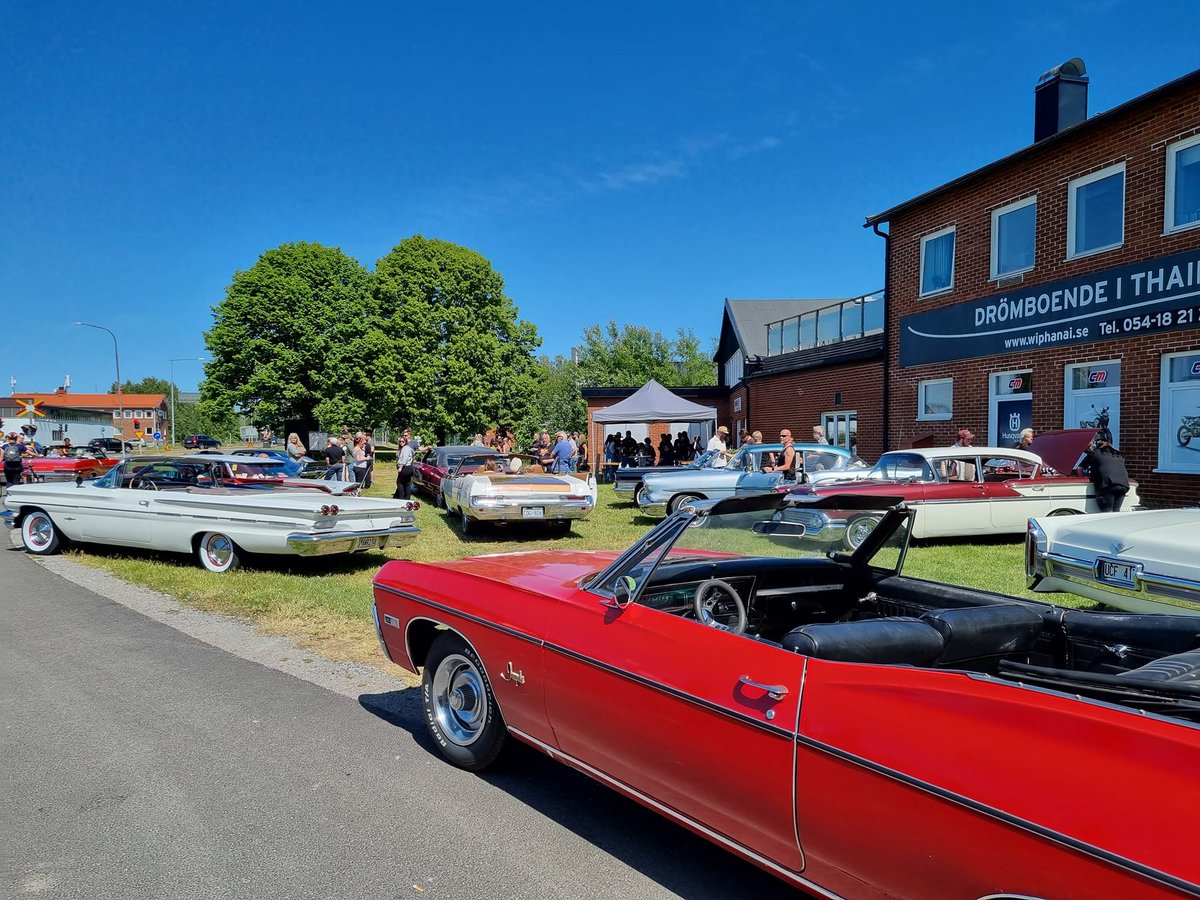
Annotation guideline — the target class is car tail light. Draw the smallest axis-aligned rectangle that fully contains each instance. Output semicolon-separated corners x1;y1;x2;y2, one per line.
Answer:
320;504;340;517
330;504;339;516
409;501;420;511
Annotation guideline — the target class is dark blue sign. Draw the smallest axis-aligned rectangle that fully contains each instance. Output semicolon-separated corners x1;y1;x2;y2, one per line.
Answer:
900;249;1200;366
995;399;1032;447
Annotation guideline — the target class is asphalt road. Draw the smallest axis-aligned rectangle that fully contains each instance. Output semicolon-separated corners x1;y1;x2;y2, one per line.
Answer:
0;538;801;900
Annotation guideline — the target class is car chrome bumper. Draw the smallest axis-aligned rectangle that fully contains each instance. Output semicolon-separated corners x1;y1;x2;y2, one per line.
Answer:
1030;549;1200;614
286;524;420;556
468;499;595;521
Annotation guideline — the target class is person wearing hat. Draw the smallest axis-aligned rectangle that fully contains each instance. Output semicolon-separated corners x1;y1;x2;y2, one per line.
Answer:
1079;430;1130;512
3;432;26;492
707;425;730;453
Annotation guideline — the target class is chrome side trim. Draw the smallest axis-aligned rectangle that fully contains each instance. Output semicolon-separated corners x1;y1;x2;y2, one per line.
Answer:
370;602;393;663
543;641;795;741
372;583;544;649
506;726;840;899
791;730;1200;896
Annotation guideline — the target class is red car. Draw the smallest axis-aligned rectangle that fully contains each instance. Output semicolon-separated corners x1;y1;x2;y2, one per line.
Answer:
412;444;499;505
23;447;121;483
372;493;1199;897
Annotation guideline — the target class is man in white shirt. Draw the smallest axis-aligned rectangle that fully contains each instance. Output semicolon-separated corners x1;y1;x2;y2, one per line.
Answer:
707;425;729;453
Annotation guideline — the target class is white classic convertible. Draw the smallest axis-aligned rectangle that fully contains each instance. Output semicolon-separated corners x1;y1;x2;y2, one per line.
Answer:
442;453;597;534
1027;508;1200;615
2;456;420;572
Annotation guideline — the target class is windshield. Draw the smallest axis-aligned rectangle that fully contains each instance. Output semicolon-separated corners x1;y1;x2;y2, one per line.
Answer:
868;453;937;482
592;494;910;599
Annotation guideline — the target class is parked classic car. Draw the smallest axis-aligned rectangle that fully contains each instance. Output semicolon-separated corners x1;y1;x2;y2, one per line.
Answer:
636;442;858;514
442;453;597;534
372;492;1199;895
182;433;221;449
2;456;419;572
785;443;1140;549
22;446;121;483
228;447;326;478
412;444;500;504
1028;508;1200;615
611;448;722;498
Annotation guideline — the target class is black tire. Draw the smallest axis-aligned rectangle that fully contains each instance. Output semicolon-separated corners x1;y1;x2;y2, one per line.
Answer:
437;489;446;509
843;514;881;551
1179;425;1192;448
668;493;702;514
422;632;507;771
553;520;571;535
634;483;650;506
460;509;474;535
21;509;63;555
197;531;241;573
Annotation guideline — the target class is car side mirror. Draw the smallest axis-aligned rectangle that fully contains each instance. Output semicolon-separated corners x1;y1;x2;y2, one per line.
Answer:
604;575;637;609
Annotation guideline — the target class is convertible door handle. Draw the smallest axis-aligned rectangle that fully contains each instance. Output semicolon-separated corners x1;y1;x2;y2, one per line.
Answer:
138;500;150;507
739;675;788;701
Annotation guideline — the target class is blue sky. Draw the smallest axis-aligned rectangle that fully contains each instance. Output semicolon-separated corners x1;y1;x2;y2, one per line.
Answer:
2;1;1197;395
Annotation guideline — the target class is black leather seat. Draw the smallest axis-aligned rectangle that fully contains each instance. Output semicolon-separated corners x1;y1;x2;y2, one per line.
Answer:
782;617;945;665
1118;649;1200;684
920;604;1043;666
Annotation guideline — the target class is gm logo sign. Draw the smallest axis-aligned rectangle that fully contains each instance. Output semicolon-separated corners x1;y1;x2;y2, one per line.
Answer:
1088;370;1108;384
1008;376;1024;390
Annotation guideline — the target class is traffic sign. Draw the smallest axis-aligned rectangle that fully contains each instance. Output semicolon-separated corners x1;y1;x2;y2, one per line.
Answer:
135;430;144;439
18;399;45;417
153;431;162;441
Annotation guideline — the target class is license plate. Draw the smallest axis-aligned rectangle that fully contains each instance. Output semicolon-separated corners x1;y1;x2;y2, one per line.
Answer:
1097;559;1137;587
522;507;544;519
353;536;379;551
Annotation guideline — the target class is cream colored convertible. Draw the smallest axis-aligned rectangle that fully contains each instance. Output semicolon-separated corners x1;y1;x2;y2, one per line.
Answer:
441;453;597;535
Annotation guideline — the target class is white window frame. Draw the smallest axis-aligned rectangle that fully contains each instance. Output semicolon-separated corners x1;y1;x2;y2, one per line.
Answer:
1165;133;1200;235
919;225;956;297
990;196;1037;279
1067;162;1125;260
1063;359;1121;446
917;378;953;422
1156;350;1200;475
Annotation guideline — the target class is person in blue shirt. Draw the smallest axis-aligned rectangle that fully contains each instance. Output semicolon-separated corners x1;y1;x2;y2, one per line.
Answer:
550;431;574;474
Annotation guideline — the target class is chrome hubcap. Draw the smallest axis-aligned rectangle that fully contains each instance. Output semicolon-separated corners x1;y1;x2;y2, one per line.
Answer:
26;516;51;549
206;535;233;568
432;653;486;746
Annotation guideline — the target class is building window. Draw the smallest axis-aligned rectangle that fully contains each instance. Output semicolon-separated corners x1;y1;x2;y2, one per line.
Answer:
1157;350;1200;474
724;354;744;387
122;410;133;418
1063;361;1121;445
1166;134;1200;233
821;411;857;451
917;378;953;421
991;196;1036;278
919;226;955;297
989;370;1033;447
1067;162;1125;258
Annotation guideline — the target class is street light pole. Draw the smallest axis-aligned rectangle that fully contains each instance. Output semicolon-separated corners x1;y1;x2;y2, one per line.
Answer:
169;357;206;448
75;322;124;450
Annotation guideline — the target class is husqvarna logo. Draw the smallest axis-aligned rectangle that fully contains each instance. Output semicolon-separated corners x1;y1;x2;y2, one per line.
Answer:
1009;412;1022;431
1088;370;1107;384
1009;376;1024;390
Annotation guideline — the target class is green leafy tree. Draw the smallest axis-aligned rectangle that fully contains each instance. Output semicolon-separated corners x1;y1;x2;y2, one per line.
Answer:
113;377;173;395
369;236;541;443
576;322;716;387
517;355;587;439
201;242;370;429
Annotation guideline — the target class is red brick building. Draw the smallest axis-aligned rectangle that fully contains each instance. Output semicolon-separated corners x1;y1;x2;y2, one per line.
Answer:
866;63;1200;507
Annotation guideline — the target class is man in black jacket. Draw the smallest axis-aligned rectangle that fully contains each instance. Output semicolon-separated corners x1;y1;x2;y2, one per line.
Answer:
1079;430;1130;512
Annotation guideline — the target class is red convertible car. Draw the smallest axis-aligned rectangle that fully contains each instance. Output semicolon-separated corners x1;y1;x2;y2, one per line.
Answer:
24;447;121;483
373;493;1199;897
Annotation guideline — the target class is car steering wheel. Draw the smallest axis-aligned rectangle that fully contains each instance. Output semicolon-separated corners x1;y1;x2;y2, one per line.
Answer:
693;578;747;634
131;477;159;491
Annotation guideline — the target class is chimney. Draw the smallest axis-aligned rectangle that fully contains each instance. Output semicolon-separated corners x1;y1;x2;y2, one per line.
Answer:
1035;57;1088;142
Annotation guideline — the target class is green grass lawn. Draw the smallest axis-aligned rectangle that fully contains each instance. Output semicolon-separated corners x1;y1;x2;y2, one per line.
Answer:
63;469;1090;669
